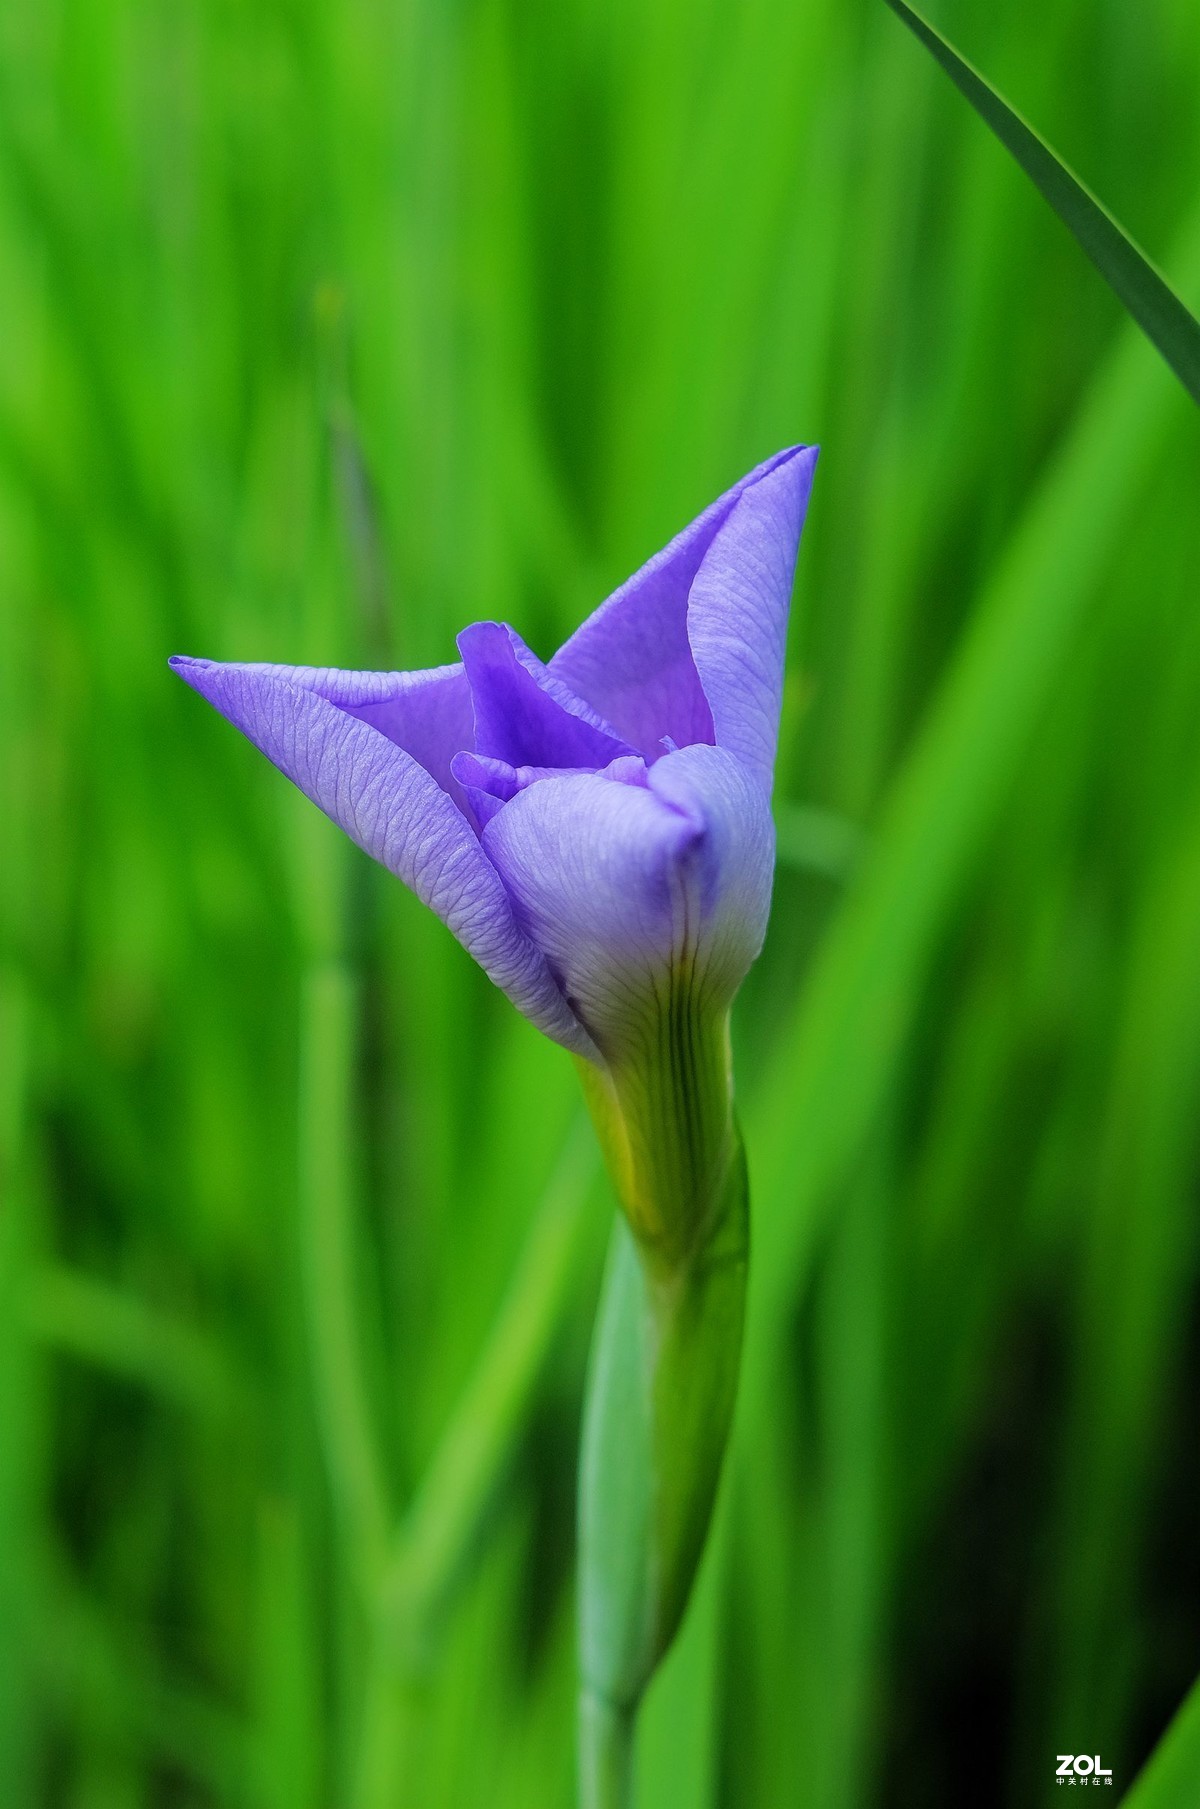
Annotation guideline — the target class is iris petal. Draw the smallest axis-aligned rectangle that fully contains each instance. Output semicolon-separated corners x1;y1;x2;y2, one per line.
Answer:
550;447;815;764
687;445;818;788
458;621;634;771
168;657;475;812
169;656;594;1056
450;749;650;832
481;744;773;1063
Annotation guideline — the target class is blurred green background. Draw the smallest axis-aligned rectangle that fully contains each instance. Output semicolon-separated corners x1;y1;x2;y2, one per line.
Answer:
2;0;1200;1802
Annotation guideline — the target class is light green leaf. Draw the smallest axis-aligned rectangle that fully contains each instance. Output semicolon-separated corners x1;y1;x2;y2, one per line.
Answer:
885;0;1200;406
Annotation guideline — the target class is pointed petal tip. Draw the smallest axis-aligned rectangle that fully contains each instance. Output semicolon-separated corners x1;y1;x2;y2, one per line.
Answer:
756;440;820;524
751;444;820;502
169;653;219;691
759;442;820;482
684;442;819;788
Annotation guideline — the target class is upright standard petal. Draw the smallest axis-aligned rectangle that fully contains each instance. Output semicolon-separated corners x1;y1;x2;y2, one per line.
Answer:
169;656;593;1056
549;447;814;761
686;444;818;789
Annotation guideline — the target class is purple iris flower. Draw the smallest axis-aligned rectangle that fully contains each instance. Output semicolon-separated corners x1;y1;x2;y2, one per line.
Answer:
171;447;817;1071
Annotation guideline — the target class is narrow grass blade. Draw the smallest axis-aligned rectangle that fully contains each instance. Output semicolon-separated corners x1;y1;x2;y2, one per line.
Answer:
0;974;38;1801
884;0;1200;405
299;962;390;1595
354;1120;600;1809
24;1266;239;1418
382;1119;599;1647
252;1498;322;1809
1121;1674;1200;1807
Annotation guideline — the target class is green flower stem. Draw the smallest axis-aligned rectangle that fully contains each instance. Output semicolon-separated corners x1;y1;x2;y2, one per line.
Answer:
574;1005;749;1808
578;1690;636;1809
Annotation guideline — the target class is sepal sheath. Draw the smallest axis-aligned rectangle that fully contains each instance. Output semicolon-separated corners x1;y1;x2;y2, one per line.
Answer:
576;1112;748;1716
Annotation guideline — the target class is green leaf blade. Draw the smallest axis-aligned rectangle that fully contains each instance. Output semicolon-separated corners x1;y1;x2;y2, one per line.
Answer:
885;0;1200;406
1121;1674;1200;1806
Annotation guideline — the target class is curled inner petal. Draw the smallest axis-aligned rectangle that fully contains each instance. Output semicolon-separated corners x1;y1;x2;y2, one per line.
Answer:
451;749;650;832
480;744;773;1066
457;620;635;772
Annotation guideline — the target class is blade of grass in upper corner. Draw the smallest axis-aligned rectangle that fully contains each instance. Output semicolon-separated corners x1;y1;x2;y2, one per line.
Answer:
884;0;1200;407
1120;1672;1200;1806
